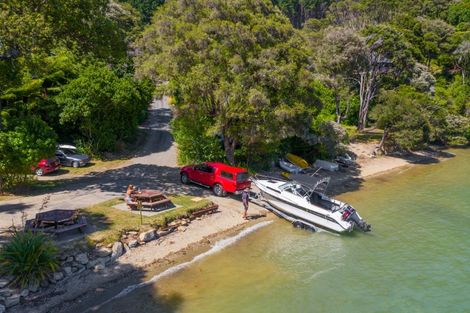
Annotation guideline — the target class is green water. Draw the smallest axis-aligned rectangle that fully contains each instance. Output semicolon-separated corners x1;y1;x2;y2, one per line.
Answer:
97;150;470;313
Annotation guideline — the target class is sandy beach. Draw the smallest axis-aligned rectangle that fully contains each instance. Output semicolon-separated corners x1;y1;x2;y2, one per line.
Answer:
8;147;452;313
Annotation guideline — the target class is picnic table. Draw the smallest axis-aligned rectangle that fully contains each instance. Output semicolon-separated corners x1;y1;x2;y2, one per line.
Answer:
131;189;172;210
25;209;87;235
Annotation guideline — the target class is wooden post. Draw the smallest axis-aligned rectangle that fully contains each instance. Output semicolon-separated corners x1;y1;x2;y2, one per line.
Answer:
138;200;143;226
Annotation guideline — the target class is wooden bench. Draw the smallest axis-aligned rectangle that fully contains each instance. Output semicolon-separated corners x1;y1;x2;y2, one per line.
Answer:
145;198;172;209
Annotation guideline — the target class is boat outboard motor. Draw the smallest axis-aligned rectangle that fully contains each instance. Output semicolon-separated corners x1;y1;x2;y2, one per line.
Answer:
342;207;371;232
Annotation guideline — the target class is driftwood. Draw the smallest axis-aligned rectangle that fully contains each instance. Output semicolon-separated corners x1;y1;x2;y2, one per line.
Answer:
191;203;219;218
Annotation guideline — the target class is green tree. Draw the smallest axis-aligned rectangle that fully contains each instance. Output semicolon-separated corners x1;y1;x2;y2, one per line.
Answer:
272;0;332;28
371;89;430;152
0;116;56;192
57;64;153;153
308;25;415;131
122;0;165;23
448;0;470;27
135;0;317;164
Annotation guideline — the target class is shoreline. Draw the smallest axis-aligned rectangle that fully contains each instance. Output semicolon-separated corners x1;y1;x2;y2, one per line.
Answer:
10;199;271;313
9;151;452;313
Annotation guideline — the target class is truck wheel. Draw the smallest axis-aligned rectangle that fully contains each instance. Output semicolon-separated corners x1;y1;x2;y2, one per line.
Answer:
213;184;226;197
35;168;44;176
72;161;80;168
180;173;189;184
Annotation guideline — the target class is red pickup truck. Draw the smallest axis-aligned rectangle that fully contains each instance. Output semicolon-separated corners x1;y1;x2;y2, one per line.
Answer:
180;162;251;196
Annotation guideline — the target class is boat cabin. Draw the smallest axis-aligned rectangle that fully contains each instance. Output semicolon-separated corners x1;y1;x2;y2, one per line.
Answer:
279;177;340;212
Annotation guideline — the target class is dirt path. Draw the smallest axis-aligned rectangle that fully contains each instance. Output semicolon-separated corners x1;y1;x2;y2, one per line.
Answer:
0;98;182;230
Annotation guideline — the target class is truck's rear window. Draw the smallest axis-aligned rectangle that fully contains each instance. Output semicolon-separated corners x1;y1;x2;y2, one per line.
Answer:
236;172;249;182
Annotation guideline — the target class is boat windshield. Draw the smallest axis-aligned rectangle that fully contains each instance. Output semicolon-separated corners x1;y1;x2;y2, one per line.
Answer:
280;182;309;198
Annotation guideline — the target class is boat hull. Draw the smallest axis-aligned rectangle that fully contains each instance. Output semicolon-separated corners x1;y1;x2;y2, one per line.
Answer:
279;159;303;174
258;189;352;233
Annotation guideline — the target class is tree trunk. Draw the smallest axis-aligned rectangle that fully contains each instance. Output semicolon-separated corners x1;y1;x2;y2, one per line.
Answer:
223;135;236;165
335;92;341;123
376;129;388;155
358;71;376;131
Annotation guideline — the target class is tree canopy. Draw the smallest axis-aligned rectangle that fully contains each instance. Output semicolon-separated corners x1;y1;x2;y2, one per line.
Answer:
135;0;319;164
1;0;470;189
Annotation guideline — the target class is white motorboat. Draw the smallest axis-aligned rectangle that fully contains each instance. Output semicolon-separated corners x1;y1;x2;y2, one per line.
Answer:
252;175;371;233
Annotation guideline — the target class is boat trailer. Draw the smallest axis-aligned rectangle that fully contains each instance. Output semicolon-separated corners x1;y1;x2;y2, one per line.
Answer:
250;191;319;232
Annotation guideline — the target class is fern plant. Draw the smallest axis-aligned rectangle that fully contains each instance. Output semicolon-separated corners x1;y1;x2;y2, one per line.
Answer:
0;231;59;287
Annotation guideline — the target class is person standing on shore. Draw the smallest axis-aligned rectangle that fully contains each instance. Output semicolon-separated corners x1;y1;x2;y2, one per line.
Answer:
242;187;250;220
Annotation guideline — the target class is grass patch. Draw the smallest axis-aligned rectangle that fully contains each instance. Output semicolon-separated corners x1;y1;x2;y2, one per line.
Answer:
14;179;65;196
350;128;384;143
0;194;15;201
65;159;129;175
82;196;211;245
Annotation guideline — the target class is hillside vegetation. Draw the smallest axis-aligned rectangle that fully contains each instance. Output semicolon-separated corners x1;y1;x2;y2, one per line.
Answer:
1;0;469;189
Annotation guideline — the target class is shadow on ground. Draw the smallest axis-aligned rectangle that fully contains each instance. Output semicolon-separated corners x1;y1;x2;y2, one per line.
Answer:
12;258;185;313
0;202;34;215
13;164;205;198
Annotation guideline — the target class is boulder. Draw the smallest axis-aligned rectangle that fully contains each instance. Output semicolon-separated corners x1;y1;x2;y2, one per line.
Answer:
20;289;29;298
5;294;20;308
75;266;86;275
98;256;111;265
177;226;187;232
139;230;156;242
0;288;13;297
94;263;105;272
53;272;64;282
0;277;11;289
95;248;112;258
111;242;124;260
75;253;89;265
40;280;49;288
66;256;74;263
128;231;138;236
157;229;174;237
28;281;40;293
63;267;73;276
128;240;139;248
86;259;100;269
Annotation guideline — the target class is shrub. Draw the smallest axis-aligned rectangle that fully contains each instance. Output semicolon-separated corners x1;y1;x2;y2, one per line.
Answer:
0;231;59;287
318;121;349;158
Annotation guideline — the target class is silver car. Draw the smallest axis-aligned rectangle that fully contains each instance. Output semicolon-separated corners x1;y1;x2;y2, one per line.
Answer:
55;145;90;168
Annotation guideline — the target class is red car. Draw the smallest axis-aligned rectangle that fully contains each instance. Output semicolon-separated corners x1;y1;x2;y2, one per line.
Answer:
180;162;251;196
33;157;61;176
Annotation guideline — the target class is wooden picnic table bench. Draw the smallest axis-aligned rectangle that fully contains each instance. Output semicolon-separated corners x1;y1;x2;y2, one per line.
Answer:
131;189;172;210
25;209;87;235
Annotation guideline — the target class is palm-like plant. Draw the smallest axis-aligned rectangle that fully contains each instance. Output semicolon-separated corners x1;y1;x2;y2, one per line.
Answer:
0;231;59;287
